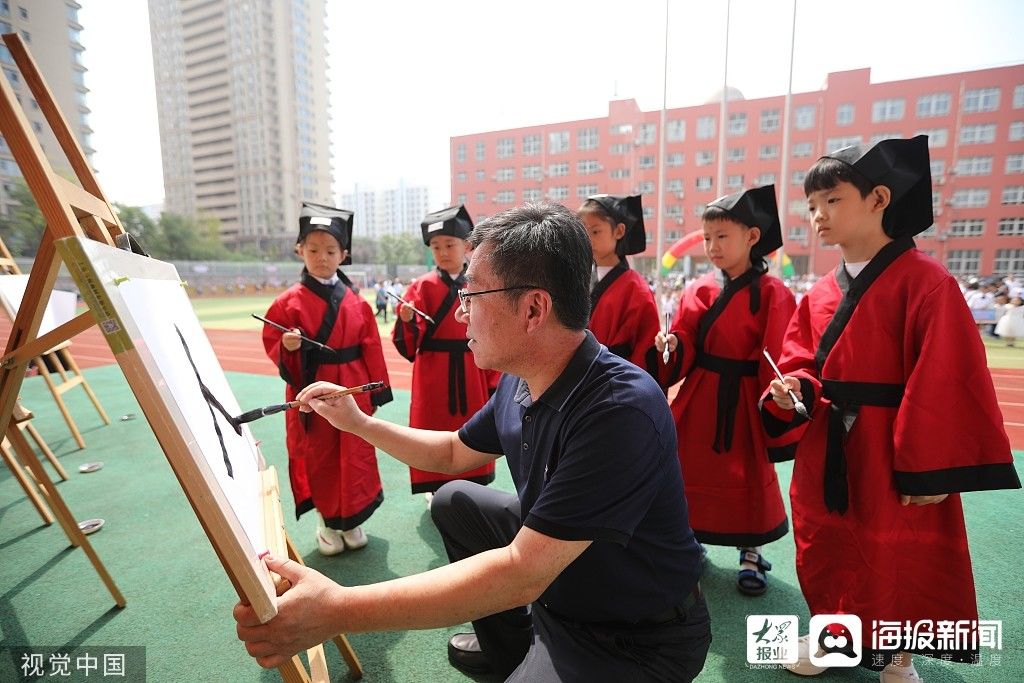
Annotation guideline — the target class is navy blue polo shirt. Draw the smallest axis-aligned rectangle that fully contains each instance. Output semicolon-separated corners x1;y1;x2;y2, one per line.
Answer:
459;331;702;623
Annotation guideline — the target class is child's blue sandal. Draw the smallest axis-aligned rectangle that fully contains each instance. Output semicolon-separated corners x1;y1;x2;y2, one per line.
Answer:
737;549;771;596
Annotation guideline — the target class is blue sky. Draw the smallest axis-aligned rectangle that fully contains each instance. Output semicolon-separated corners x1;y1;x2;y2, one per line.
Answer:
79;0;1024;209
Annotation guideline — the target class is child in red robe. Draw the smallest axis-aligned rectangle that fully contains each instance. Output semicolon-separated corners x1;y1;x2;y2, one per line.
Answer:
763;137;1020;682
655;185;795;596
577;194;661;377
261;201;392;556
392;205;498;501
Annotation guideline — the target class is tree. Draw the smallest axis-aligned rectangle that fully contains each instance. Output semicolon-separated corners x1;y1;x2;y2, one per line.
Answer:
379;233;422;267
152;212;229;260
0;178;46;256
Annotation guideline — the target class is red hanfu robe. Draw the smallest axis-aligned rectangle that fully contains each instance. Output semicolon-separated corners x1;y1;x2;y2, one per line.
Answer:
588;261;661;378
392;268;498;493
662;268;795;546
760;240;1020;667
262;270;393;530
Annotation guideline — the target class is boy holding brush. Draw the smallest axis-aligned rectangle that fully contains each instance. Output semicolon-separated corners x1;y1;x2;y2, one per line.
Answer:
261;201;392;556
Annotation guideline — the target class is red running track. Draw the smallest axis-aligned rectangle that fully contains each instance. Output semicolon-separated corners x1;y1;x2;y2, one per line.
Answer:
2;317;1021;450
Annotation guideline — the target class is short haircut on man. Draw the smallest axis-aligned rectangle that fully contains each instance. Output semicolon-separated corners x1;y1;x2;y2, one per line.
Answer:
469;202;591;330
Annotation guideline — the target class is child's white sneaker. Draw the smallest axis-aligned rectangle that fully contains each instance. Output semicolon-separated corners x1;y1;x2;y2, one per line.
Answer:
424;491;434;508
784;635;828;676
316;526;346;556
341;525;368;550
880;663;922;682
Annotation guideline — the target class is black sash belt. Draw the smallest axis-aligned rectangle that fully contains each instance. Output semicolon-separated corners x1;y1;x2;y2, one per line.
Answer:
820;379;905;513
696;352;759;453
312;344;362;365
421;338;470;416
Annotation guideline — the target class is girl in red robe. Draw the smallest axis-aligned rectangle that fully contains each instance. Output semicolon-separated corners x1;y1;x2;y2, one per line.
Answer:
763;137;1020;681
578;194;661;378
392;205;498;498
655;185;795;596
261;202;392;556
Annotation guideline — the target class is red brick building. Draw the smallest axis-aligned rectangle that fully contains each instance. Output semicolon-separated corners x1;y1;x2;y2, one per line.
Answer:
451;66;1024;278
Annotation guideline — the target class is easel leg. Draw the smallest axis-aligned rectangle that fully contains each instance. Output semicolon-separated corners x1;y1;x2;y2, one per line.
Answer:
7;425;125;607
1;437;54;524
60;347;111;425
36;354;86;449
24;420;68;480
286;534;364;679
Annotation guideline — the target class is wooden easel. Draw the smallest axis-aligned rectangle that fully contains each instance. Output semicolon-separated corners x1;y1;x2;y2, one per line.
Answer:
0;35;361;681
0;234;111;449
1;400;62;525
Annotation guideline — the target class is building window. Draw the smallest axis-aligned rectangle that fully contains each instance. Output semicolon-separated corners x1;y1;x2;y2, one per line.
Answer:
950;155;991;176
726;174;744;189
667;119;685;142
930;160;945;183
948;219;985;237
638;155;656;169
1015;85;1024;108
946;250;981;275
826;136;863;151
637;123;657;145
760;109;780;132
665;205;682;217
548;131;569;153
836;104;855;126
696;150;714;166
727;112;747;136
667;178;684;193
792;170;807;185
522;165;542;180
610;168;630;179
759;144;779;160
666;152;684;167
639;181;655;193
1010;122;1024;142
523;134;542;156
963;88;1000;113
998;217;1024;235
475;170;485;181
916;128;949;147
794;105;816;130
577;127;599;151
496;137;515;159
872;98;905;122
1006;154;1024;174
643;207;654;219
577;160;601;175
916;93;951;118
792;142;814;157
576;183;599;198
1002;186;1024;204
523;188;542;202
994;249;1024;275
495;191;515;204
950;188;989;208
475;191;486;202
549;186;569;200
475;141;485;161
610;123;633;135
756;173;776;186
457;193;467;204
788;226;808;243
547;162;569;177
694;203;707;216
496;167;515;181
456;171;466;182
727;147;746;162
788;199;806;216
609;143;631;154
696;176;713;191
696;116;716;139
959;124;997;144
456;143;466;163
18;6;27;19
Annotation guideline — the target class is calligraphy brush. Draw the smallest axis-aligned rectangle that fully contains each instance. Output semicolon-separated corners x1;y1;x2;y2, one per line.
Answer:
662;311;672;365
251;314;330;351
384;291;436;324
761;348;811;420
234;381;386;424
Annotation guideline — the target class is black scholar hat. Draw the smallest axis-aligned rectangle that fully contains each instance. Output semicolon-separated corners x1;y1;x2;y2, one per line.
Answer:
822;135;933;237
707;184;783;256
586;194;646;254
421;204;474;245
298;201;354;265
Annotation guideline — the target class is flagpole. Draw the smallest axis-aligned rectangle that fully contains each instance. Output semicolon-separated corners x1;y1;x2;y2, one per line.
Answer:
777;0;798;277
716;0;731;197
656;0;670;313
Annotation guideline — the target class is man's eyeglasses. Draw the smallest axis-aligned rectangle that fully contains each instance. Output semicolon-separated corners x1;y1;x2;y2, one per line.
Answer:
457;286;543;313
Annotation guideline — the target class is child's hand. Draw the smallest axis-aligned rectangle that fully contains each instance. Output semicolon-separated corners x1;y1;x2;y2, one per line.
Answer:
900;494;949;506
398;303;414;323
282;329;303;352
654;332;678;354
768;377;802;410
